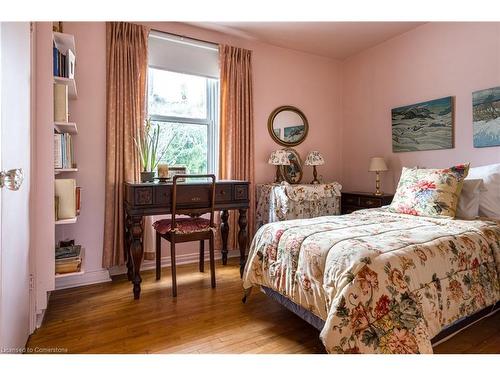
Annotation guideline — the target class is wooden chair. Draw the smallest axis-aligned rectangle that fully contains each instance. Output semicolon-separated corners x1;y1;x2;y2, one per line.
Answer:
153;174;216;297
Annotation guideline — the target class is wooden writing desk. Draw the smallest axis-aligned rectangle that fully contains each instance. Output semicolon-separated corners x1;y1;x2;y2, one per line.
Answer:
124;180;250;299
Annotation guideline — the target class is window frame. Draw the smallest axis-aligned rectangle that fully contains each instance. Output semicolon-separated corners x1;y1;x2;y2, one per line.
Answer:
147;68;219;176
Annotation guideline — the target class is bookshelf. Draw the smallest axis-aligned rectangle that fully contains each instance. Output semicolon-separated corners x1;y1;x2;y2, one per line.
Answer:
54;168;78;175
55;217;78;225
53;30;83;281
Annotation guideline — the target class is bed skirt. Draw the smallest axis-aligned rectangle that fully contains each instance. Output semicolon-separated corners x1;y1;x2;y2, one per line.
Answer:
260;286;499;347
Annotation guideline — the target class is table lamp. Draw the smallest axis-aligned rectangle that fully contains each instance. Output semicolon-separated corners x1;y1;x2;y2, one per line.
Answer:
368;157;388;196
305;151;325;184
268;150;290;183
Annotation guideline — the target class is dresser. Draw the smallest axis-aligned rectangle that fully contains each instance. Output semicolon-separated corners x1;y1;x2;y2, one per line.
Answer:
256;182;342;228
341;191;394;214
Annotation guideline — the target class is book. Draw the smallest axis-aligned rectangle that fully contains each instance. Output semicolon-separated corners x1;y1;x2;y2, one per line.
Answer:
54;133;75;170
67;49;75;79
54;134;63;168
55;244;81;260
54;178;76;219
75;186;81;215
55;259;81;274
55;244;83;274
53;44;59;76
54;83;68;122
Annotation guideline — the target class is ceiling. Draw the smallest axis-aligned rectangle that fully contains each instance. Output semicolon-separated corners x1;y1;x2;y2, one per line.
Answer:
190;22;425;60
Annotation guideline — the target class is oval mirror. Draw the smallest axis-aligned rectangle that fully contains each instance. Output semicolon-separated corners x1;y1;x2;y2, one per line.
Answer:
268;106;309;147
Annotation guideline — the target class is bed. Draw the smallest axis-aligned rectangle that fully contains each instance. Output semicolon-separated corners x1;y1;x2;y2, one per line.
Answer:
242;207;500;353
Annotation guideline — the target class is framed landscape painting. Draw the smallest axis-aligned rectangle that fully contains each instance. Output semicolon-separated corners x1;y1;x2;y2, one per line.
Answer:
283;125;305;143
391;96;454;152
473;86;500;148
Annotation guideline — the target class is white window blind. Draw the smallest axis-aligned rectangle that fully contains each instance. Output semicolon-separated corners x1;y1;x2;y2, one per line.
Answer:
148;30;219;79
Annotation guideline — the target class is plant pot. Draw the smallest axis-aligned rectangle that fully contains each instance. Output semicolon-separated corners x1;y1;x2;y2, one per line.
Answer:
140;171;155;183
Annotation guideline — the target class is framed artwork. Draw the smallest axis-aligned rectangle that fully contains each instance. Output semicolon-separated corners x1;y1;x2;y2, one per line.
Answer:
391;96;454;152
473;86;500;148
281;148;303;184
168;166;187;182
283;125;306;143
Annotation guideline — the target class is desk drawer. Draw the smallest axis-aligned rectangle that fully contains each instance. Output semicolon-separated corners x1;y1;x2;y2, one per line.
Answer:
360;196;382;208
154;186;170;205
216;185;232;202
176;185;210;205
234;184;249;200
342;195;359;206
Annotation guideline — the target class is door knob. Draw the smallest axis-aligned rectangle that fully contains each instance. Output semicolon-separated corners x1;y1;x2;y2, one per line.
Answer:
0;169;23;191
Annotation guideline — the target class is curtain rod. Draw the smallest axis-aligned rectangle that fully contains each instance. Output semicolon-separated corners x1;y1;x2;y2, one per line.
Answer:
150;28;219;50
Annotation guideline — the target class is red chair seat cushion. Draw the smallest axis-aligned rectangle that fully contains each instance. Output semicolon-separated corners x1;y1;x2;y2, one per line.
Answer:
153;217;212;235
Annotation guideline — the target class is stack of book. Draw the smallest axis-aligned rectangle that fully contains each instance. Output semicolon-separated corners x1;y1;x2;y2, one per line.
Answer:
55;244;83;274
53;42;75;78
54;133;74;169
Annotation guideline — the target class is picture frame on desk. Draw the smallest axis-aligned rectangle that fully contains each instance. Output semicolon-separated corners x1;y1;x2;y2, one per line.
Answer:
168;166;187;182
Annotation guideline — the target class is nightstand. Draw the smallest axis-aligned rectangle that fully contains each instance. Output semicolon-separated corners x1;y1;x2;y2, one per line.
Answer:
341;191;394;215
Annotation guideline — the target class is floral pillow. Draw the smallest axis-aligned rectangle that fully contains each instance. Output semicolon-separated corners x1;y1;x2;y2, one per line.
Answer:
388;164;470;218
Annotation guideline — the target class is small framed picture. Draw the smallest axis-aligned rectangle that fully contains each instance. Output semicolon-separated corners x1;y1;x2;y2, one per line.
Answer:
168;166;187;182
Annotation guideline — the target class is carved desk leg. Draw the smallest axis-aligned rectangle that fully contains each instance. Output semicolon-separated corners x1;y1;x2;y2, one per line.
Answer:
124;211;133;282
128;215;144;299
238;208;248;277
220;210;229;265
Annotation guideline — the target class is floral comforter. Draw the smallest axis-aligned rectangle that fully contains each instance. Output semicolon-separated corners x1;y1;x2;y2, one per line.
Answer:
242;208;500;353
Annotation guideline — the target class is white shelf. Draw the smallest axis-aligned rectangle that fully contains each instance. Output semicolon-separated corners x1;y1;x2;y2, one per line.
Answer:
54;121;78;134
54;76;77;99
53;32;76;54
55;217;77;225
54;168;78;175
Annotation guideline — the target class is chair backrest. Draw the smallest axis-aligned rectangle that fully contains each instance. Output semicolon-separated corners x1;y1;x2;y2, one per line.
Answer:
171;174;217;231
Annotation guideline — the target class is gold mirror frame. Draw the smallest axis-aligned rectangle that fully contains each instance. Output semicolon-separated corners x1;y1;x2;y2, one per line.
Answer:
267;106;309;147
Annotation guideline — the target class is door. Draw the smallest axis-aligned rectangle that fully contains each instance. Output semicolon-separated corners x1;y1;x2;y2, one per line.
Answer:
0;22;32;352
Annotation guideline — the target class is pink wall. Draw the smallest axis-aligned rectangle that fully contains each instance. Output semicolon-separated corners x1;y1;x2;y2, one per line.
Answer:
144;22;343;185
53;22;342;279
342;22;500;193
37;21;500;287
54;23;108;284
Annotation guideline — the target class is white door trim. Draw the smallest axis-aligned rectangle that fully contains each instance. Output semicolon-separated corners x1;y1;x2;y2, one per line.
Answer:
0;21;3;346
28;21;36;334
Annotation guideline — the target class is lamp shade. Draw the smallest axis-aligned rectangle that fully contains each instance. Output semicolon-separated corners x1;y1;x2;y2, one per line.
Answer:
305;151;325;166
368;157;388;172
268;150;290;165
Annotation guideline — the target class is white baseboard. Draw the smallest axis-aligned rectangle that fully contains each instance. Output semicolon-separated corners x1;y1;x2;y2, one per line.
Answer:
109;249;240;277
55;268;112;290
35;309;46;329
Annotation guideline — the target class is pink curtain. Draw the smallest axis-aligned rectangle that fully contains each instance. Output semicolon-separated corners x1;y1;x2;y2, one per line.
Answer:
102;22;149;267
217;44;255;250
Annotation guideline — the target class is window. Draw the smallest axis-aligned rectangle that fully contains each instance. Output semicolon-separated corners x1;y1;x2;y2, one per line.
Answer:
147;32;219;175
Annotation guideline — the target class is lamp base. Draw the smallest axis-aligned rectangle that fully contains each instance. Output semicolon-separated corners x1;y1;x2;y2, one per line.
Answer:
373;171;383;196
310;165;320;184
274;165;284;183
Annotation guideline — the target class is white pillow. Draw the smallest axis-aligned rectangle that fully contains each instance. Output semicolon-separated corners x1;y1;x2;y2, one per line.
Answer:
456;179;483;219
466;163;500;219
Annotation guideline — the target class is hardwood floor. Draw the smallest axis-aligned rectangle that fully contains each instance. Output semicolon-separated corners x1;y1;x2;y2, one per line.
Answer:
27;258;500;354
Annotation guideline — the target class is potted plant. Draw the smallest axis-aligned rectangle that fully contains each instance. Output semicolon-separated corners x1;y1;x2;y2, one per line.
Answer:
134;118;174;182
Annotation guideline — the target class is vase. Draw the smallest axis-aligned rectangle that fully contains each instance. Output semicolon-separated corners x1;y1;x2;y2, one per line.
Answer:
140;171;155;183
